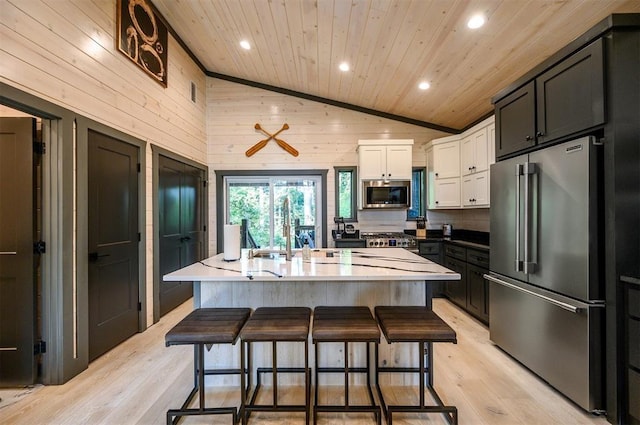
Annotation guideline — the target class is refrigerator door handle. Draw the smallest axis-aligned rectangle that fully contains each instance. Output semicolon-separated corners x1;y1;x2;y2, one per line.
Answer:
523;162;538;274
484;274;582;313
515;163;523;272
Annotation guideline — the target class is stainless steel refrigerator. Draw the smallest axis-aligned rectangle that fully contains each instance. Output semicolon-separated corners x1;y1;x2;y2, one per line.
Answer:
486;136;605;412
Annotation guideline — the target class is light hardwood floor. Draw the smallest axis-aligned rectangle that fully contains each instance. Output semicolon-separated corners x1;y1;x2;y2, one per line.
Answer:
0;299;608;424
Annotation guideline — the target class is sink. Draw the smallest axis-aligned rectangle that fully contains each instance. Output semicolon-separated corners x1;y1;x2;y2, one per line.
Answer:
250;248;300;258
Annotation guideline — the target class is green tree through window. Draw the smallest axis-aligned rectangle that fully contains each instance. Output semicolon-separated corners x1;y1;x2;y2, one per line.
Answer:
226;176;321;249
334;166;357;221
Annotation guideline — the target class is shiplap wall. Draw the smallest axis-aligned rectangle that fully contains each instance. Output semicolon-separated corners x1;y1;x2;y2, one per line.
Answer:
206;78;453;251
0;0;207;327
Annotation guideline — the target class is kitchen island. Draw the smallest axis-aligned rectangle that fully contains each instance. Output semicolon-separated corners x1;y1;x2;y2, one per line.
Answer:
164;247;460;385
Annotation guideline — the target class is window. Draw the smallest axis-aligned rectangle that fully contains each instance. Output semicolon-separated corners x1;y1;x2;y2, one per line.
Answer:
334;166;357;222
216;170;327;252
407;167;425;219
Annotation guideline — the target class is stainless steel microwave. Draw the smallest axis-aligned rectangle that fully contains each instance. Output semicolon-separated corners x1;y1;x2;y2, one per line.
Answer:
361;180;411;209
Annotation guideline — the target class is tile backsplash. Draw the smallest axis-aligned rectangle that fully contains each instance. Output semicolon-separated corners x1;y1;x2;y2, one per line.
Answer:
352;208;490;233
424;208;490;232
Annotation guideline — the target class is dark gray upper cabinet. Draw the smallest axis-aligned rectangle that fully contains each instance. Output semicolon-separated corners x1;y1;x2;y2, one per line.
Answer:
536;38;605;144
495;38;605;159
495;81;536;158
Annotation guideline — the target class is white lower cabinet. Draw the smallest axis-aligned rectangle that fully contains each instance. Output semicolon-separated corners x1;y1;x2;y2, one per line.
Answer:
462;171;489;207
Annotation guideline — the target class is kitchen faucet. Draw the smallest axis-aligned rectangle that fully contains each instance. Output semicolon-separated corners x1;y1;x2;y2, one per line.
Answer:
282;197;292;261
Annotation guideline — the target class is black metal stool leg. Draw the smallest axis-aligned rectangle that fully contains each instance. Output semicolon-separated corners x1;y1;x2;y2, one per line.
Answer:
374;306;458;425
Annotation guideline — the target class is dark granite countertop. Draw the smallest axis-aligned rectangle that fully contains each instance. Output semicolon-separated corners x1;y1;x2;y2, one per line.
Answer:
407;229;490;251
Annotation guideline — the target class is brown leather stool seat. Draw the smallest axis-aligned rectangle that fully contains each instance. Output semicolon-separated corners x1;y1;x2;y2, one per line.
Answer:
165;307;252;425
374;306;458;425
312;306;381;425
239;307;311;425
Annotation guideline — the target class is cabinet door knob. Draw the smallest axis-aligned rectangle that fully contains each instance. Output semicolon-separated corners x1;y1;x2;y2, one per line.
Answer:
435;172;439;177
536;131;544;137
435;200;439;204
525;135;532;141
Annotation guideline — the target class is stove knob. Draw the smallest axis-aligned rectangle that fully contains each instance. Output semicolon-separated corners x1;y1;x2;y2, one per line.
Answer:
369;241;374;247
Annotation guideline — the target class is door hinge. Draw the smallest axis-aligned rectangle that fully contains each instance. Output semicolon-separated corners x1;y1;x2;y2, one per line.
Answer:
34;340;46;355
203;180;207;187
34;241;46;254
138;302;142;311
138;232;141;242
203;225;207;232
33;141;46;155
137;163;141;172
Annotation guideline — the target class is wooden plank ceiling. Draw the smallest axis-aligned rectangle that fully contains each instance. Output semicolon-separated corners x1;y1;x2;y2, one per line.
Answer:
153;0;640;131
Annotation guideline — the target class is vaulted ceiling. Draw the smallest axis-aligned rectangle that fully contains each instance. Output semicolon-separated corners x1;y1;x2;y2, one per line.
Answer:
153;0;640;131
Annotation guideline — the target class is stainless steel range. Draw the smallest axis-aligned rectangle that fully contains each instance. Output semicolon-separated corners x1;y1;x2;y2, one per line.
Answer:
361;232;416;249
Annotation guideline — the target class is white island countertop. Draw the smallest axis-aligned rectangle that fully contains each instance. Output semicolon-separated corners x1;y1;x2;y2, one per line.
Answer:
163;247;460;282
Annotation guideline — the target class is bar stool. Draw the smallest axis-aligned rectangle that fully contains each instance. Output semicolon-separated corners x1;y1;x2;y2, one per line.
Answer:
164;307;252;425
374;306;458;425
239;307;312;425
312;306;381;425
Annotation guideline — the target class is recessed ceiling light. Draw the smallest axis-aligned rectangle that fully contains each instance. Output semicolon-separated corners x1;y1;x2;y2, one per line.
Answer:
419;81;431;90
339;62;350;72
467;14;485;29
240;40;251;50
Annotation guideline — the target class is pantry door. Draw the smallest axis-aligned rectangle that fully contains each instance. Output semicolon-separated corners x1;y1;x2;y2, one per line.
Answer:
158;155;206;317
87;130;140;361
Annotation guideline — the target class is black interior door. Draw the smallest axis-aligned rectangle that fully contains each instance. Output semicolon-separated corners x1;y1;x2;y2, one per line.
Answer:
0;118;35;386
158;155;205;316
88;130;139;361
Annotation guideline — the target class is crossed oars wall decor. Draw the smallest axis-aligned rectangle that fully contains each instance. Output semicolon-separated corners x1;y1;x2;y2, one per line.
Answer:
246;123;299;157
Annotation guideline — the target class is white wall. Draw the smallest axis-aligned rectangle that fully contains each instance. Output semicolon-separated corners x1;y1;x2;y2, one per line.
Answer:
1;0;207;327
205;78;452;250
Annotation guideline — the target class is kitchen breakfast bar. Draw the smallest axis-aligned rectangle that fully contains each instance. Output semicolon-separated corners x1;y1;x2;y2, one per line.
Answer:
164;247;459;313
163;248;460;387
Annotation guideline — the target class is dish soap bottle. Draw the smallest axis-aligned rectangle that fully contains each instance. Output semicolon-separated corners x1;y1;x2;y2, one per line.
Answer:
302;240;311;260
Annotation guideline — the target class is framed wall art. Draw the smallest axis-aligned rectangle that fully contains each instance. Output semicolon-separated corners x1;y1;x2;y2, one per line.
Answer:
117;0;168;87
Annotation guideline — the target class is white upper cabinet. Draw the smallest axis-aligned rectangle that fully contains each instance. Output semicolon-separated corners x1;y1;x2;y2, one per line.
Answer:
461;127;488;176
358;145;386;180
385;145;413;179
427;137;461;209
462;170;490;207
426;115;494;210
487;122;496;166
433;140;460;179
358;140;413;181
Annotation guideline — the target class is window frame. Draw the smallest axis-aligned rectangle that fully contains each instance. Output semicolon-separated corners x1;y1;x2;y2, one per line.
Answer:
334;166;358;223
407;167;426;220
224;175;322;249
215;169;328;253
